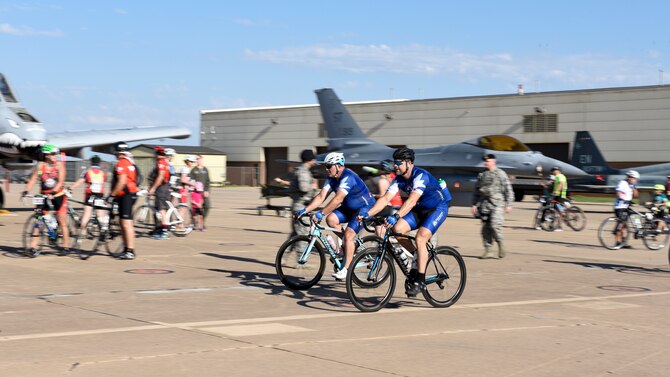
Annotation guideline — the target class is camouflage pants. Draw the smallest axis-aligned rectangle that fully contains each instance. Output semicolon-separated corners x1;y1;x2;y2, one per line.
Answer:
481;206;505;247
290;202;309;253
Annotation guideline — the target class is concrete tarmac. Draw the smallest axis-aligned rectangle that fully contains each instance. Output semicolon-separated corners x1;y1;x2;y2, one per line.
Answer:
1;184;669;376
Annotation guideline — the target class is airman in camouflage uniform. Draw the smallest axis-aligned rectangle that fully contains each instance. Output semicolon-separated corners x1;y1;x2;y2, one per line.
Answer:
289;150;317;241
471;154;514;259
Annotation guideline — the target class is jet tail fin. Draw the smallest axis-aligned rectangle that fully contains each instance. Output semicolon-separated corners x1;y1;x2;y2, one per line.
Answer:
570;131;615;174
315;88;383;151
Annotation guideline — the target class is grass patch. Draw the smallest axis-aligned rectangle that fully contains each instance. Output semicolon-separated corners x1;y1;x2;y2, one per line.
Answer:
570;195;613;204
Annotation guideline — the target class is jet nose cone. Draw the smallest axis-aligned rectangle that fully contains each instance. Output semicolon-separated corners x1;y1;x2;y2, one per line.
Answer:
555;162;588;178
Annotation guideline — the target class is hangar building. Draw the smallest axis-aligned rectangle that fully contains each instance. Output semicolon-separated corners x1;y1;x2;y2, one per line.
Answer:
200;85;670;186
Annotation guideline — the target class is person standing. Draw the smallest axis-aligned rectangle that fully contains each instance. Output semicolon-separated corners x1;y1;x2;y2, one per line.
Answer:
613;170;639;249
550;166;568;232
190;154;211;230
148;146;172;239
288;149;317;239
471;154;514;259
110;142;139;260
70;155;108;238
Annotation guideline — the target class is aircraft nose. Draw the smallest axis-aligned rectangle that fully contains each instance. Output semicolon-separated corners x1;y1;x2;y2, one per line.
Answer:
556;161;588;178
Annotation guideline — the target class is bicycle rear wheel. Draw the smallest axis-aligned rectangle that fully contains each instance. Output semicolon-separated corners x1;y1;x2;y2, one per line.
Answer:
598;217;629;250
169;205;193;236
422;246;467;308
75;219;100;260
539;207;558;231
640;219;669;250
275;235;326;290
346;248;396;312
565;206;587;231
103;220;125;257
133;205;156;236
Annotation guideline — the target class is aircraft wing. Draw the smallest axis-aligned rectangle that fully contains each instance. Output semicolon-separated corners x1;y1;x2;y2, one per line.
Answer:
48;126;191;155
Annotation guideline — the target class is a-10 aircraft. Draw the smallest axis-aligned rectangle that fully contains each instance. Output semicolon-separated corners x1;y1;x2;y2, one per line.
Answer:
314;88;587;207
0;73;191;207
570;130;670;192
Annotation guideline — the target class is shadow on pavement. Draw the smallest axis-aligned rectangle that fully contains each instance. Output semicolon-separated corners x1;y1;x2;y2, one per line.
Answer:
543;259;670;277
531;239;602;249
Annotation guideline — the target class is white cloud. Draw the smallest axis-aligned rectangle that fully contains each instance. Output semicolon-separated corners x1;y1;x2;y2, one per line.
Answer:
245;44;655;88
0;23;63;37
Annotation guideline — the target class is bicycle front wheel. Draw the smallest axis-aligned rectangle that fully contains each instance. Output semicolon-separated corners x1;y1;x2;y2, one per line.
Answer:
539;207;558;231
275;235;326;290
422;246;467;308
565;206;587;231
598;217;629;250
103;220;125;258
641;219;670;250
75;219;100;259
22;215;47;257
169;204;193;237
133;205;156;236
346;247;396;312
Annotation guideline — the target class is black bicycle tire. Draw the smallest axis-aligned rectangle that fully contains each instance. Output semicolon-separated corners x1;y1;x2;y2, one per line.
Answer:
22;215;46;257
103;220;125;258
422;246;467;308
275;235;326;290
598;217;629;250
132;205;156;235
346;248;396;312
565;206;587;231
540;207;558;231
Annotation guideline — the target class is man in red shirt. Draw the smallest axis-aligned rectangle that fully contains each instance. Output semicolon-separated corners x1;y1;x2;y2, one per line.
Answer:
148;146;171;239
110;142;139;260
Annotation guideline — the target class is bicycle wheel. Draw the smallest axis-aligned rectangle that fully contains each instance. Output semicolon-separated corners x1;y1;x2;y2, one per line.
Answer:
359;235;383;251
539;207;558;231
22;215;48;257
598;217;629;250
169;204;193;236
346;247;396;312
133;205;156;236
275;235;326;290
422;246;467;308
103;220;125;258
640;219;669;250
565;206;587;231
75;218;100;260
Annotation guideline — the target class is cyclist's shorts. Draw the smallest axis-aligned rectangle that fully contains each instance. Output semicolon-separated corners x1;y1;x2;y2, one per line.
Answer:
332;207;369;234
615;208;629;222
192;206;204;216
156;185;170;211
402;205;449;234
116;194;136;220
85;193;104;207
51;195;67;215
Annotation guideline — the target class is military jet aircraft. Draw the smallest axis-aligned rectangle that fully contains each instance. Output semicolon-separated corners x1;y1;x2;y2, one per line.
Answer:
314;88;587;206
0;73;191;207
570;130;669;192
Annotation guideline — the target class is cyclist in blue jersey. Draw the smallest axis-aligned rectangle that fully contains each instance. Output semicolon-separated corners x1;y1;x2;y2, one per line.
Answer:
360;147;452;297
295;152;376;280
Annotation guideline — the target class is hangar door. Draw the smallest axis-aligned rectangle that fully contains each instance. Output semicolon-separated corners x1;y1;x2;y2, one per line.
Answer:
264;147;289;185
526;143;569;163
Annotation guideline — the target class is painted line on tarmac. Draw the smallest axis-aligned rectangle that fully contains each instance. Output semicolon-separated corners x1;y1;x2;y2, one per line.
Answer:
1;290;668;342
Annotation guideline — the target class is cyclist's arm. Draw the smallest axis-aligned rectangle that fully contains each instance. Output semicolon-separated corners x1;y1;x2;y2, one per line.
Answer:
70;177;85;190
110;174;127;197
367;190;393;217
395;191;421;218
303;188;329;213
319;189;346;216
53;158;66;194
24;165;39;194
149;170;165;194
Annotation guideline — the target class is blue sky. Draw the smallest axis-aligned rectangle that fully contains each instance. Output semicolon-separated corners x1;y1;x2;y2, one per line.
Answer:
2;1;669;145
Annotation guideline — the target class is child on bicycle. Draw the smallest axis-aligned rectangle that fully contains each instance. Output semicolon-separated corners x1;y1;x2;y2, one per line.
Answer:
648;184;669;232
191;181;205;231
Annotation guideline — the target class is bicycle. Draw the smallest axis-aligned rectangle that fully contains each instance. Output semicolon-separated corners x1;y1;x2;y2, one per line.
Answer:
132;190;193;237
275;213;382;290
597;204;670;250
345;216;467;312
21;191;79;257
72;197;125;260
534;196;586;232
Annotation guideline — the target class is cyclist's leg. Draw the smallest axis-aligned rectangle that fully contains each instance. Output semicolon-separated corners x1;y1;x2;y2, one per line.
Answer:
80;196;94;232
53;196;70;250
413;206;449;274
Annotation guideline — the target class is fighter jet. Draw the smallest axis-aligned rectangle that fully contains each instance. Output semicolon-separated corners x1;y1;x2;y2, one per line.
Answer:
315;88;587;206
570;130;669;191
0;73;191;207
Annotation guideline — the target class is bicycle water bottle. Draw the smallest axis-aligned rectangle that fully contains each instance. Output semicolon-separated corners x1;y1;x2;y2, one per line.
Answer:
43;213;58;238
326;235;341;256
438;178;447;190
100;215;110;230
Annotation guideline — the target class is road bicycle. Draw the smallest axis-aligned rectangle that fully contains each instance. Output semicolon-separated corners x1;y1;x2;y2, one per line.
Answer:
275;213;382;290
597;204;670;250
133;189;193;237
345;216;466;312
21;191;79;257
534;196;586;231
72;197;125;260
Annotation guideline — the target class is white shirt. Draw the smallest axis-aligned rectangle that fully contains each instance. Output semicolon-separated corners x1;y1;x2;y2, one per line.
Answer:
614;180;634;209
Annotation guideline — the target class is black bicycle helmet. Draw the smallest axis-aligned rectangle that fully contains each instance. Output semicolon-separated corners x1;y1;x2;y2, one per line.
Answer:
114;141;129;152
392;147;415;163
90;155;101;165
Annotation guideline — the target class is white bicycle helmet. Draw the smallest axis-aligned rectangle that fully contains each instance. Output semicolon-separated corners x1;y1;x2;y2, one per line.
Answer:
625;170;640;179
164;148;176;156
324;152;345;166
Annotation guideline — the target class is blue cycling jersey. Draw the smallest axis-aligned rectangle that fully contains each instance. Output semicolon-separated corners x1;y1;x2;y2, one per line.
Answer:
388;166;451;211
323;168;375;211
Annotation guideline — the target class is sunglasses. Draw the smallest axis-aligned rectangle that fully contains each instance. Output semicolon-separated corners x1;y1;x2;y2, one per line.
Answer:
324;164;335;169
393;160;405;166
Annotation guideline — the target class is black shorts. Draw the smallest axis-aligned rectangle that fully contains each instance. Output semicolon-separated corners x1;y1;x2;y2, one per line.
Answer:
156;185;170;211
85;193;104;207
115;194;137;220
615;208;629;222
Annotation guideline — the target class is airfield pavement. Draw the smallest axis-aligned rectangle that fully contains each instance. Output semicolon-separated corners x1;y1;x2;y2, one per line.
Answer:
1;183;669;377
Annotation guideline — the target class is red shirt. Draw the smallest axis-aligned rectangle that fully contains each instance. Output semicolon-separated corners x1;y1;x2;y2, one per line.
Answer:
83;167;107;195
155;157;171;186
113;157;138;196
